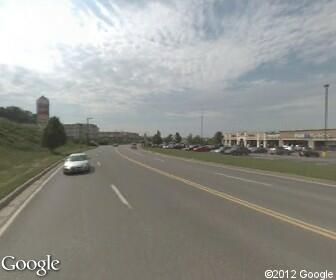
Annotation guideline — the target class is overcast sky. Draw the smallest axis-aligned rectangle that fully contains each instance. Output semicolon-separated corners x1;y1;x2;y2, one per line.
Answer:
0;0;335;136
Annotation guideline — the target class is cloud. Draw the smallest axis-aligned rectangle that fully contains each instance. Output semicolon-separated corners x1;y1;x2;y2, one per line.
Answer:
0;0;335;135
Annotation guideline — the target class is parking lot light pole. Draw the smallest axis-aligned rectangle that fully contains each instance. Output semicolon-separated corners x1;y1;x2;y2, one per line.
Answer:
324;84;329;154
86;117;93;144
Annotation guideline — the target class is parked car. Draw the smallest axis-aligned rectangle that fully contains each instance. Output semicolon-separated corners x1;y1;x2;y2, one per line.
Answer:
299;148;320;157
224;146;250;155
207;145;217;150
283;145;295;152
269;147;291;155
174;143;185;149
211;146;231;153
131;143;137;149
248;146;258;153
211;146;224;153
193;146;211;152
63;153;90;175
113;143;119;147
184;144;199;151
294;145;304;151
268;147;277;154
249;147;268;153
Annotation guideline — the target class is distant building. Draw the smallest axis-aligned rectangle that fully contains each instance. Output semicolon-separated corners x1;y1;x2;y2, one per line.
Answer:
36;96;49;127
64;123;99;141
98;131;141;143
223;128;336;150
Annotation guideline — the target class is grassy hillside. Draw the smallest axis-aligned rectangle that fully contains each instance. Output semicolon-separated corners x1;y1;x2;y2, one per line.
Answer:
0;118;90;200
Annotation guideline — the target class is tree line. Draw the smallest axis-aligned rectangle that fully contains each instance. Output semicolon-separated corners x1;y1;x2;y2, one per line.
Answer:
0;106;36;123
150;130;223;145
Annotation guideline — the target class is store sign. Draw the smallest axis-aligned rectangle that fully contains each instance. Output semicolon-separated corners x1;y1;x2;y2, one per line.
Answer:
310;132;329;139
294;133;309;139
294;132;332;139
266;134;280;139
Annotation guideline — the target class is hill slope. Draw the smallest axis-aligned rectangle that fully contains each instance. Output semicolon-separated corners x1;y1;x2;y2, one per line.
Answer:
0;117;41;150
0;118;89;200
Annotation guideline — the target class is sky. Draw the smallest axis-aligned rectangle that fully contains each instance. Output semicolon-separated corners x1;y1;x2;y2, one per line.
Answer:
0;0;335;137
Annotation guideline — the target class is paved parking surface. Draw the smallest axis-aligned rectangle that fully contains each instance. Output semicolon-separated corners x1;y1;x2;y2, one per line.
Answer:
250;151;336;164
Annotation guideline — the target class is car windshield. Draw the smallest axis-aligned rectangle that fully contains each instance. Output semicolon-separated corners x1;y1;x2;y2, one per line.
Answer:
69;155;87;162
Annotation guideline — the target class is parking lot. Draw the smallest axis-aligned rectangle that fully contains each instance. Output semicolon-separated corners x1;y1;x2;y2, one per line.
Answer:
250;150;336;164
154;143;336;165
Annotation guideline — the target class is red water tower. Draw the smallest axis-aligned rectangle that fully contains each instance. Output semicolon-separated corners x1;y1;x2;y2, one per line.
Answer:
36;96;49;126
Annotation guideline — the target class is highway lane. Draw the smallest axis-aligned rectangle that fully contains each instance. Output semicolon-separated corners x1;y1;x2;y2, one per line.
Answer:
122;146;336;231
0;145;335;279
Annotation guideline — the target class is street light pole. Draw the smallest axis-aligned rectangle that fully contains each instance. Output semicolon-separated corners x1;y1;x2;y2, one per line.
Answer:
324;84;329;149
86;117;93;144
201;113;204;143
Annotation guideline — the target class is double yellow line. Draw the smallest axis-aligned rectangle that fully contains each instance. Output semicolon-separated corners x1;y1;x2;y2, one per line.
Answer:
116;149;336;241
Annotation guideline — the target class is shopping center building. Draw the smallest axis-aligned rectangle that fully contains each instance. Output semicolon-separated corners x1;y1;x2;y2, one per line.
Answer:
223;129;336;150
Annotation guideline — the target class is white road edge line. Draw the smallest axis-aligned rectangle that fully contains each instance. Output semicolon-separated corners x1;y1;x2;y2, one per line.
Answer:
110;185;133;209
215;172;273;187
97;161;101;167
0;165;63;239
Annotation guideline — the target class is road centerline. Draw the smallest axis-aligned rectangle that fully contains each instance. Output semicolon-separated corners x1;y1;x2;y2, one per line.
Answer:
110;184;133;210
214;172;273;187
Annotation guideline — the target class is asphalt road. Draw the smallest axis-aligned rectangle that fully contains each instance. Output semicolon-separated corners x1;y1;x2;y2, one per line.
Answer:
0;145;335;279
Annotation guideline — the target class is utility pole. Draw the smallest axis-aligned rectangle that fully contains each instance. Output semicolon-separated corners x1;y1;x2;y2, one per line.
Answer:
201;112;204;143
322;84;329;157
324;84;329;140
86;117;93;144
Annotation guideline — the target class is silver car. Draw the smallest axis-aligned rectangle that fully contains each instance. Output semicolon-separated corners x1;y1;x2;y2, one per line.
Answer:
63;153;90;175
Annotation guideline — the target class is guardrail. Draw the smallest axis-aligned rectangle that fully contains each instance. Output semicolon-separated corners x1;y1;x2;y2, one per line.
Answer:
0;159;64;210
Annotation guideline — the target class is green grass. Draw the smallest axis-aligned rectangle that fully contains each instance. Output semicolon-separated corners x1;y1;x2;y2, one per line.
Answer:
0;118;90;200
147;148;336;182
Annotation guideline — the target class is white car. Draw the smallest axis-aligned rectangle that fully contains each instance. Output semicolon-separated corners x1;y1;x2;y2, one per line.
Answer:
63;153;90;175
283;145;295;152
211;146;224;153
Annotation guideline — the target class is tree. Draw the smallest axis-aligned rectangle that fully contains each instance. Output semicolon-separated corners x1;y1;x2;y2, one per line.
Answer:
213;131;223;145
193;135;202;144
42;117;66;151
152;130;163;145
164;134;173;143
174;132;182;143
186;133;193;144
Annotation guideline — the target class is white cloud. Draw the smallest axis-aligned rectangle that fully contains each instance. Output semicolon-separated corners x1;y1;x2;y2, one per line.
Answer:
0;0;335;134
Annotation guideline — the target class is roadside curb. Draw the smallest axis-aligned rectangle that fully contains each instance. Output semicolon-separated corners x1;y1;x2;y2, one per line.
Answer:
142;148;336;187
0;159;64;211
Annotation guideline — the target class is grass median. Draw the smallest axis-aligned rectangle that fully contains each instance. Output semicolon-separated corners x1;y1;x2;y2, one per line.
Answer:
146;148;336;182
